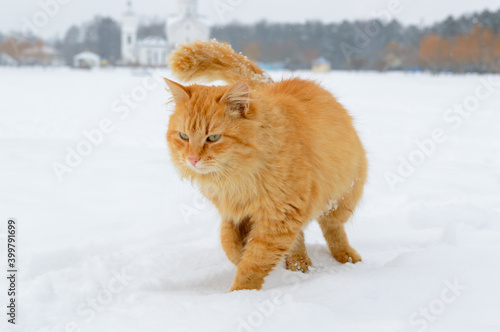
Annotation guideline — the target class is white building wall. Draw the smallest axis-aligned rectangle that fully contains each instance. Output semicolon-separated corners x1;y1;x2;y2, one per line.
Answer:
121;0;208;66
167;19;209;46
177;0;198;17
121;14;138;64
138;47;167;66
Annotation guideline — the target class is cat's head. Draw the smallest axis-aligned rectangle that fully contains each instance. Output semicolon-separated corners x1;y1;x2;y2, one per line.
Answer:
164;78;260;180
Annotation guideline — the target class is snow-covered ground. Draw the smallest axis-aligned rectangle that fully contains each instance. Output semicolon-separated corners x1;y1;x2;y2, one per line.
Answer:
1;67;499;332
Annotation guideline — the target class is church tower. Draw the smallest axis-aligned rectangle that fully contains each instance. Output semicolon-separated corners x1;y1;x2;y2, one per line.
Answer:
177;0;198;18
167;0;209;47
121;1;138;64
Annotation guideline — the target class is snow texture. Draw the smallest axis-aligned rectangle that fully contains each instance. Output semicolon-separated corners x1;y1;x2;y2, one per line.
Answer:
0;67;499;332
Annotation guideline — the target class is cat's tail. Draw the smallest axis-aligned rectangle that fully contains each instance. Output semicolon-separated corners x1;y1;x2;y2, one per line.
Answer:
168;40;272;87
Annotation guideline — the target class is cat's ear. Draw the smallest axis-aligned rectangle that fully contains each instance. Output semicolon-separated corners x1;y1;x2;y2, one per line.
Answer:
164;78;190;103
222;81;250;118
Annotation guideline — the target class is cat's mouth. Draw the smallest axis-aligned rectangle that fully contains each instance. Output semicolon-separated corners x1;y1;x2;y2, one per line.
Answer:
186;161;214;174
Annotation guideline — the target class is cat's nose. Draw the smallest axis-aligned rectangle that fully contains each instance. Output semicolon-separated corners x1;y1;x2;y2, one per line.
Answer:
188;157;200;166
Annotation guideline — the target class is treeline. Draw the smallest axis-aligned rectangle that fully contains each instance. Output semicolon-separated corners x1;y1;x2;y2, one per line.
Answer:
212;9;500;72
420;24;500;72
56;17;168;65
0;16;167;66
1;8;500;72
56;17;121;65
212;20;419;70
0;16;122;66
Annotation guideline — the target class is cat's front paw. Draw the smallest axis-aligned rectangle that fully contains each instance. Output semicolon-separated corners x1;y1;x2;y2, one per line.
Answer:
285;254;312;272
332;247;362;264
230;280;263;291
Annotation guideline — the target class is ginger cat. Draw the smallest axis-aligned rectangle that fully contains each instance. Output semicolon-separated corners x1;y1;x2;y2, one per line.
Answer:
164;40;367;291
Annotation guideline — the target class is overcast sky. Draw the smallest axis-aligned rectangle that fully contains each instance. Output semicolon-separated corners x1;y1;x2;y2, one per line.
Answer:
1;0;499;39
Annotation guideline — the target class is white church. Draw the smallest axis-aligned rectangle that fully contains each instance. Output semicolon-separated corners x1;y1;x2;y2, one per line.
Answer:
121;0;209;66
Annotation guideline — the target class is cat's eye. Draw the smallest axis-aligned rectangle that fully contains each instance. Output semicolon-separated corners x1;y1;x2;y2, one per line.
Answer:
179;132;189;140
207;134;221;142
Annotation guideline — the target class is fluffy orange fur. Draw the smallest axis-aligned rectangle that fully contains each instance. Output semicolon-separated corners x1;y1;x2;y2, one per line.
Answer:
165;40;367;291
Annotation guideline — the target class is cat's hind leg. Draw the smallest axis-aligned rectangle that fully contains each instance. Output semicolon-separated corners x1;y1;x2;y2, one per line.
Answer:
285;230;312;272
317;180;364;264
318;211;361;263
